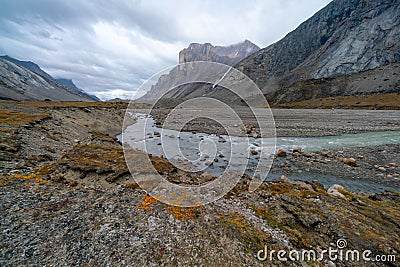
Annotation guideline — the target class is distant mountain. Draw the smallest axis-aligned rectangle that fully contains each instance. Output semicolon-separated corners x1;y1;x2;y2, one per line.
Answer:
138;40;260;103
179;40;260;66
235;0;400;104
0;58;98;101
56;78;101;101
0;55;99;101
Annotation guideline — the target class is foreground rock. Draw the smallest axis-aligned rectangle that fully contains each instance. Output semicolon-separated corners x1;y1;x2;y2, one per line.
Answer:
1;174;399;267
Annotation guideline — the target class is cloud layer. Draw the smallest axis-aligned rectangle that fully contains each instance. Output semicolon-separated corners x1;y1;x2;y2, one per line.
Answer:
0;0;331;100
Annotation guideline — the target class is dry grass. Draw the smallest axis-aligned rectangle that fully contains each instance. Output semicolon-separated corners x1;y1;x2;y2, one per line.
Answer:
58;143;127;173
273;93;400;110
0;109;50;128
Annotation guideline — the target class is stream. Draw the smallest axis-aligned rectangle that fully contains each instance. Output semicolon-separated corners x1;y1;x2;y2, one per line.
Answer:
121;113;400;193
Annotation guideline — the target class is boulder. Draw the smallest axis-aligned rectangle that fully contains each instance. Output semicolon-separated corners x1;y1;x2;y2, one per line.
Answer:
245;125;253;134
327;184;346;199
292;152;300;158
377;166;387;172
342;157;357;167
276;149;287;157
293;147;302;153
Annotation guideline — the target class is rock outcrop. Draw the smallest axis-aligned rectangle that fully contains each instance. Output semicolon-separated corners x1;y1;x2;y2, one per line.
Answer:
179;40;260;66
138;40;259;104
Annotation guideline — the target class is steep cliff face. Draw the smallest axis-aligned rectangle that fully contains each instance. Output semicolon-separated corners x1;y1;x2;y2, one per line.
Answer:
179;40;260;66
236;0;400;101
139;40;259;103
0;58;98;101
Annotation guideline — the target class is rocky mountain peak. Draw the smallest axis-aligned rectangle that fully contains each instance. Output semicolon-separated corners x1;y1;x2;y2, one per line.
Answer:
179;40;260;66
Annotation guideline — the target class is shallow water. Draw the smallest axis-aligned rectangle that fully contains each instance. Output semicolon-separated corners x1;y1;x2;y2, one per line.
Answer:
277;131;400;152
120;113;400;193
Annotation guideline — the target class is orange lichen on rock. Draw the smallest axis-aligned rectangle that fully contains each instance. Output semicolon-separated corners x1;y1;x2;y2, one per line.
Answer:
0;173;47;186
136;195;159;211
166;205;205;221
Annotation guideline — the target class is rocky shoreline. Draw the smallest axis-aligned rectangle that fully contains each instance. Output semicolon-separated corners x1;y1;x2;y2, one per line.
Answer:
0;101;399;266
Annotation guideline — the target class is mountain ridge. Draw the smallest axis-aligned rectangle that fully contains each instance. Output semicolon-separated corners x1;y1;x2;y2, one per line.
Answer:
0;55;99;102
0;57;98;102
56;78;101;101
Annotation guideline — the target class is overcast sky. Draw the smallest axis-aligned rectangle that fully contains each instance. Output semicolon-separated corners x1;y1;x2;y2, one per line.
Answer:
0;0;331;100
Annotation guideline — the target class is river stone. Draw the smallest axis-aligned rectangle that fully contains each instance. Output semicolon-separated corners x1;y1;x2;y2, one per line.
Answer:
342;157;357;167
292;147;302;153
292;152;300;158
276;149;287;157
378;166;387;172
245;125;253;134
251;150;258;156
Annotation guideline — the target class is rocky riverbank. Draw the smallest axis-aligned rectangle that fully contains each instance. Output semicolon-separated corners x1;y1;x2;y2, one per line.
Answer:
150;108;400;137
0;101;399;266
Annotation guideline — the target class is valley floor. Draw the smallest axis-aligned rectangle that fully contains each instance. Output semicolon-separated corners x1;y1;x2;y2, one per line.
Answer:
0;101;399;266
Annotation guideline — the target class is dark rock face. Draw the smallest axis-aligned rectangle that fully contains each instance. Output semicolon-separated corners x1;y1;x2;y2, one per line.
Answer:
0;58;98;101
138;40;259;104
236;0;400;102
0;56;99;101
179;40;260;66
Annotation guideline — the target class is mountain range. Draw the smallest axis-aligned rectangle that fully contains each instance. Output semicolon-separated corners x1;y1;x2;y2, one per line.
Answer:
140;0;400;106
0;55;99;102
1;0;399;106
